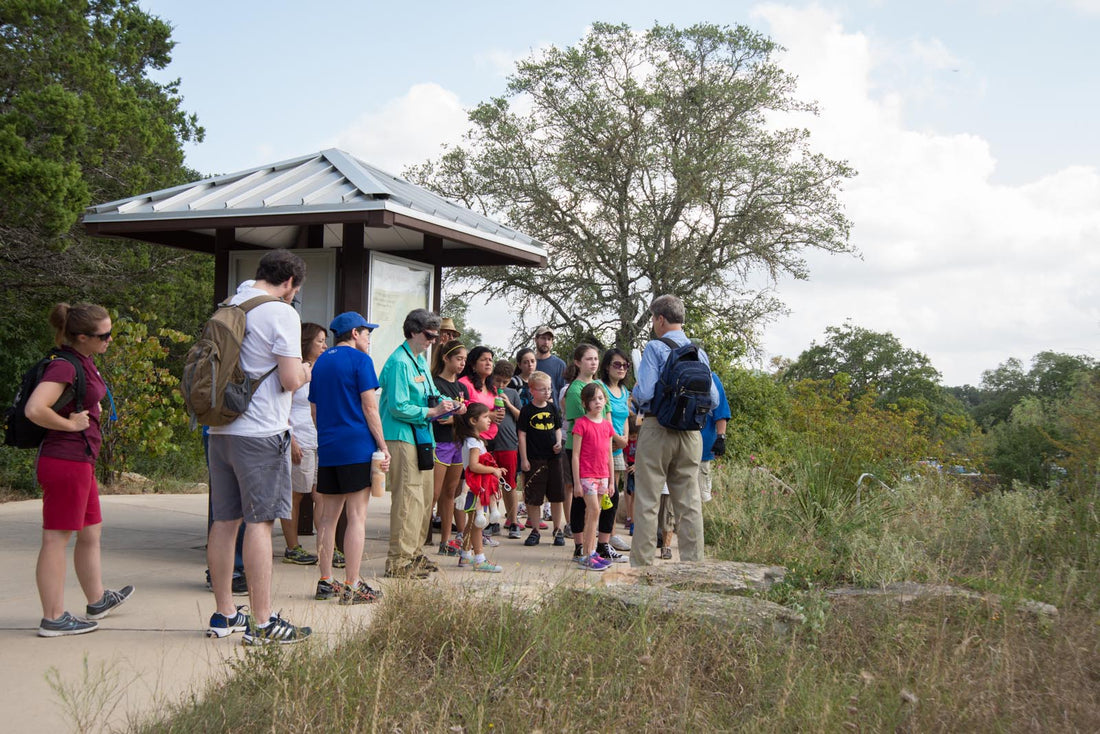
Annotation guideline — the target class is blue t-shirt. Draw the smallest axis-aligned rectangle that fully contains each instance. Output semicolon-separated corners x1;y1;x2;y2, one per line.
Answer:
309;345;380;466
700;373;732;461
603;381;631;457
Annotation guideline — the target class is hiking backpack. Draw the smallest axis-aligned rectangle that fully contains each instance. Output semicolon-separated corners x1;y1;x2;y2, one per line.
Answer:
181;295;281;427
3;349;87;449
649;337;716;431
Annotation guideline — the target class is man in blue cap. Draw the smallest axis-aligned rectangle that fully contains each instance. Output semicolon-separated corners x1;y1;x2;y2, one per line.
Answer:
309;312;390;604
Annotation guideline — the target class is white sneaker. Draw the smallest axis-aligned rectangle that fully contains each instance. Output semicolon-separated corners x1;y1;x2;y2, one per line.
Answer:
609;535;632;552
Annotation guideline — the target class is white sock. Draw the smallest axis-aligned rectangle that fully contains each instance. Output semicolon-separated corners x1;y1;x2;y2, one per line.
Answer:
475;553;486;563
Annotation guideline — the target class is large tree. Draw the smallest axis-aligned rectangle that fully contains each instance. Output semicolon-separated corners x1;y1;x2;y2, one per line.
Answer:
0;0;207;392
783;323;944;406
408;22;854;360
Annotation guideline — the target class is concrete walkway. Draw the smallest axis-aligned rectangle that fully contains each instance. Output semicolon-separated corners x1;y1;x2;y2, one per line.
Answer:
0;492;637;732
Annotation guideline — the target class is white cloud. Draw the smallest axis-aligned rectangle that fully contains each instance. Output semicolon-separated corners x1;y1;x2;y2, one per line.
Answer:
751;3;1100;384
329;82;470;175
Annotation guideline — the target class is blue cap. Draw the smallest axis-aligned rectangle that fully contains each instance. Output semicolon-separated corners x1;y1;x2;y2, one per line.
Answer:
329;312;379;335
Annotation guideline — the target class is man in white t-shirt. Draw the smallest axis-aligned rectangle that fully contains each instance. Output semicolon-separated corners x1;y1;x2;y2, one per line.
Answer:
205;250;314;645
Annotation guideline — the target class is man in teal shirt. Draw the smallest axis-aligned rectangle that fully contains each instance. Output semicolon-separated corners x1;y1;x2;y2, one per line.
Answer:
379;309;455;578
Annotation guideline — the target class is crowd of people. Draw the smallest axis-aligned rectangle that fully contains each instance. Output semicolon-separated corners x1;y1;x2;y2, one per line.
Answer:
26;250;731;644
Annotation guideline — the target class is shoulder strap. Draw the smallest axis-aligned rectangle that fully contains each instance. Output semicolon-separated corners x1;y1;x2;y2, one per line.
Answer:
658;336;679;351
238;294;284;313
47;349;86;412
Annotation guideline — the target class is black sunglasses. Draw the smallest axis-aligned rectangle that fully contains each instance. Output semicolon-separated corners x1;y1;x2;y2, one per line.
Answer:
86;331;112;341
422;330;440;341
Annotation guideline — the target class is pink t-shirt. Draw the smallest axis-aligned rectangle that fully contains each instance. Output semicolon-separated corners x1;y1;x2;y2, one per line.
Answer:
571;414;614;479
458;375;499;441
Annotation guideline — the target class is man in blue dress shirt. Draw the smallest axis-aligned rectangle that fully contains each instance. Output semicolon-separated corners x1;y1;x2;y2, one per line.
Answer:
630;295;718;567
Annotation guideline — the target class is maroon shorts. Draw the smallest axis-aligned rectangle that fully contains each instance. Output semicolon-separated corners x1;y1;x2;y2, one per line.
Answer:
491;450;518;490
38;455;101;531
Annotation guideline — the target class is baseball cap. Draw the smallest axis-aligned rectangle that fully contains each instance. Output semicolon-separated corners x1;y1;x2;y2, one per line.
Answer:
329;311;379;335
534;325;554;337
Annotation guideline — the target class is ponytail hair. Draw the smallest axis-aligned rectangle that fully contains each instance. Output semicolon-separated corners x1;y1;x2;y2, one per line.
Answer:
48;302;109;347
563;343;599;387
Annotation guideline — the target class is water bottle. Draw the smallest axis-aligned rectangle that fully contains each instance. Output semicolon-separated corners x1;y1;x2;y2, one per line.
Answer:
370;450;386;497
494;389;505;412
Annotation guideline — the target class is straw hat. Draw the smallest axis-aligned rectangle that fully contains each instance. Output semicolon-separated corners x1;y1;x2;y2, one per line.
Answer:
440;317;461;335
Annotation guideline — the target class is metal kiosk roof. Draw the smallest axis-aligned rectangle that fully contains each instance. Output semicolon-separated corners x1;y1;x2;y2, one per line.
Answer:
82;148;547;309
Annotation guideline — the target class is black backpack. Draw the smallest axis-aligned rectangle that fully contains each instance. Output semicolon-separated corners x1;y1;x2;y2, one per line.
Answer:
649;337;715;431
3;349;87;449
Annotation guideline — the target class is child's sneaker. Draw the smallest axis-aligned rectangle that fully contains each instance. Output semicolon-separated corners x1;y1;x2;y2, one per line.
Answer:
597;542;628;564
524;529;541;546
660;547;673;560
578;553;608;572
86;585;135;620
507;523;522;539
315;577;344;601
472;560;502;573
525;518;549;530
243;613;312;646
207;605;250;638
341;579;383;605
457;553;472;568
332;549;346;568
283;545;319;565
552;529;565;547
482;533;500;547
38;611;98;638
438;539;461;556
562;525;574;539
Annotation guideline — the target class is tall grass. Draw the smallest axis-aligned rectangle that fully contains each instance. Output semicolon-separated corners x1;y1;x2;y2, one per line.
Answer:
139;463;1100;732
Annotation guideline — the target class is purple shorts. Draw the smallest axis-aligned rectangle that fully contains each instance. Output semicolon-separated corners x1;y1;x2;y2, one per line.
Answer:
435;440;462;466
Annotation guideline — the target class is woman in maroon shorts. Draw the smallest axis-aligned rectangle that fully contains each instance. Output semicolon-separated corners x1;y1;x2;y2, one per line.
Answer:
25;302;133;637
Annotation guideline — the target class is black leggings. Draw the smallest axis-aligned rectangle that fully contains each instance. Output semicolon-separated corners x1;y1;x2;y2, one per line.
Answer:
570;481;619;537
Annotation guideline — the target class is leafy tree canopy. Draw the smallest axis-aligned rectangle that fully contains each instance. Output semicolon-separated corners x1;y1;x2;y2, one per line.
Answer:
0;0;207;397
408;21;855;358
783;322;943;405
970;351;1097;428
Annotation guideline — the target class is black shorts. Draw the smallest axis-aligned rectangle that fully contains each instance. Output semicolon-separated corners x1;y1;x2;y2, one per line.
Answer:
317;462;372;495
523;455;565;505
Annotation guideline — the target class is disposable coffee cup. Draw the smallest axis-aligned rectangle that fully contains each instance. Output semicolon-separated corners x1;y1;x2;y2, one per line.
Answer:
371;450;386;497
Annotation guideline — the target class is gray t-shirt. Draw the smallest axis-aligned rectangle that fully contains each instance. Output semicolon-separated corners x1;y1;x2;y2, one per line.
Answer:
488;386;520;451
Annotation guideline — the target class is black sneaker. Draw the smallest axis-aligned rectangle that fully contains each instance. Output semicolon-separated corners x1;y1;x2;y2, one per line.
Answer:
552;529;566;547
243;613;312;646
38;611;98;638
413;555;440;573
232;574;249;596
384;564;430;580
597;543;628;564
524;530;541;547
207;605;250;638
487;522;501;536
315;577;344;601
86;585;134;620
573;544;583;558
341;579;383;605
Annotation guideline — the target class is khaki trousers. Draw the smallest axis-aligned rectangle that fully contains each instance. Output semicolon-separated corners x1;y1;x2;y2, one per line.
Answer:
629;421;704;567
386;440;433;571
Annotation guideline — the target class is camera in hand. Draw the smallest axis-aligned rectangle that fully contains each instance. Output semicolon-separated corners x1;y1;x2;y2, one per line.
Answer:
427;395;441;408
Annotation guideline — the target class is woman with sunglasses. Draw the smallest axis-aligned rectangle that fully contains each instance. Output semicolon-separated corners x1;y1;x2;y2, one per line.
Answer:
595;348;633;562
26;302;133;636
379;310;456;579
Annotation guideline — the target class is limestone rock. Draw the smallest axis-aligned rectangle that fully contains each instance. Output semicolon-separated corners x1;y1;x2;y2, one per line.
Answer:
600;560;788;594
826;582;1058;618
577;583;805;634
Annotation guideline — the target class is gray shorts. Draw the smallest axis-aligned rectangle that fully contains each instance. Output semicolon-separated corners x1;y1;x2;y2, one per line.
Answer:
209;432;292;523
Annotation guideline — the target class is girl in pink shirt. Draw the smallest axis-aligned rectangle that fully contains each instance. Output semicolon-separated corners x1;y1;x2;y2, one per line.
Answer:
570;382;616;571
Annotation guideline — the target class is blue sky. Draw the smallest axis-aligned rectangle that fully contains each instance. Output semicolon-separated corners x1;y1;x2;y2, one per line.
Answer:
139;0;1100;384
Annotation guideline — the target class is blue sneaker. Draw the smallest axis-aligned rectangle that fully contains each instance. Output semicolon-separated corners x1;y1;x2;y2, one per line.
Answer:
578;553;609;572
86;585;135;620
207;605;250;638
38;611;98;638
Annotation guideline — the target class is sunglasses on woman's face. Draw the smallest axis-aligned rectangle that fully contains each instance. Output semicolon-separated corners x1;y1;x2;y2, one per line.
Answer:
610;361;630;369
422;331;440;341
87;331;112;341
